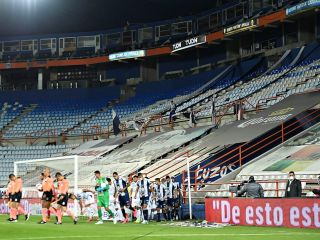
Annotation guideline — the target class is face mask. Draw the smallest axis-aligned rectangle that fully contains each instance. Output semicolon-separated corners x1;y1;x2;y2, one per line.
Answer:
289;176;294;181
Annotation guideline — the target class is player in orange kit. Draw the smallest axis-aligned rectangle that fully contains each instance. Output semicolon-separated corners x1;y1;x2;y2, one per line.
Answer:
39;169;55;224
6;174;30;222
50;172;77;225
4;176;16;222
13;175;30;221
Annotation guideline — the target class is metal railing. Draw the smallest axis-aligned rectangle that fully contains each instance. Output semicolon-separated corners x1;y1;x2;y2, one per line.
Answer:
178;108;320;198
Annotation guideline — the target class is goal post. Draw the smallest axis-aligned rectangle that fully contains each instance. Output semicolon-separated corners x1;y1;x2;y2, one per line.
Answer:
14;155;80;216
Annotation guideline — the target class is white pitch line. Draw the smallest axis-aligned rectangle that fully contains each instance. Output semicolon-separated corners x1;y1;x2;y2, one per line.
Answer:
2;232;320;240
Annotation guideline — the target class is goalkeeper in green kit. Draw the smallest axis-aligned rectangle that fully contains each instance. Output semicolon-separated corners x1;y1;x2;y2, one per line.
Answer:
94;170;117;224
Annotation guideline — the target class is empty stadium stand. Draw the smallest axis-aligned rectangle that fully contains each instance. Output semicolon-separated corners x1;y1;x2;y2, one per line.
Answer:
0;87;120;139
207;123;320;198
0;144;78;186
1;1;320;205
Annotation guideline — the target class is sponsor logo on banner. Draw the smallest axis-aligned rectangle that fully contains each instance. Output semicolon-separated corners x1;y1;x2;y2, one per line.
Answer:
0;198;121;220
109;50;145;61
237;108;294;128
70;145;119;157
224;19;258;35
269;107;294;117
5;63;12;69
206;198;320;228
286;0;320;15
175;147;239;188
172;35;206;53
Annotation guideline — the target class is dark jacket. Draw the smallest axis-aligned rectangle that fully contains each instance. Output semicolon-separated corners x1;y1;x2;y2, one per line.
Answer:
285;179;302;197
237;182;264;198
312;188;320;196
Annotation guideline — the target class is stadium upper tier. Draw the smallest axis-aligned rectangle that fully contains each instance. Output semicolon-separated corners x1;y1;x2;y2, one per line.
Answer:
0;43;319;139
0;0;300;67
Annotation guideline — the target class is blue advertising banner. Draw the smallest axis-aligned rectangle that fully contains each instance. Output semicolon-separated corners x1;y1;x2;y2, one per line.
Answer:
109;50;145;61
286;0;320;15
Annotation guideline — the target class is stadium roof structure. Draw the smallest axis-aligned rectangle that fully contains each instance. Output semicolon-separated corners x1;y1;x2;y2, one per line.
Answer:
0;0;225;37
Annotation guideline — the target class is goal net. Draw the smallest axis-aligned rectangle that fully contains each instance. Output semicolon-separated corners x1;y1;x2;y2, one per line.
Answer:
14;155;79;196
13;155;100;216
12;154;134;220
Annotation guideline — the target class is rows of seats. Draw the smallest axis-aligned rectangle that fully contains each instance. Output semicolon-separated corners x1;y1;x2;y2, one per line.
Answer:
0;144;78;184
69;58;264;135
195;54;320;117
0;102;24;129
1;87;120;138
245;60;320;110
68;67;235;135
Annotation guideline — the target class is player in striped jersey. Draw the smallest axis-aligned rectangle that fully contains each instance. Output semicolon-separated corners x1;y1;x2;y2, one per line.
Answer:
113;172;130;223
137;173;151;224
153;178;166;222
107;178;122;222
130;175;141;223
171;177;181;220
165;176;175;221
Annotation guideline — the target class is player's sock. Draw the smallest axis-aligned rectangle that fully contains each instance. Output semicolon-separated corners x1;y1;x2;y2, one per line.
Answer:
49;207;57;216
41;208;48;222
177;209;180;220
157;212;161;221
56;209;62;223
151;210;155;220
143;210;148;221
163;212;167;220
136;209;140;220
107;209;114;217
121;209;126;219
98;209;102;220
66;210;75;220
168;210;172;220
89;207;95;218
47;209;51;219
18;206;27;215
10;208;17;220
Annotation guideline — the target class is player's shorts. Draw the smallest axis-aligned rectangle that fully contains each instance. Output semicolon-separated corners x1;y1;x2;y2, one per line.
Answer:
131;197;141;208
11;192;22;203
149;200;157;209
157;200;165;209
109;197;120;210
119;195;130;207
83;205;96;217
166;198;173;207
41;190;53;202
141;196;149;206
83;200;95;206
57;194;68;207
98;196;109;208
172;198;179;206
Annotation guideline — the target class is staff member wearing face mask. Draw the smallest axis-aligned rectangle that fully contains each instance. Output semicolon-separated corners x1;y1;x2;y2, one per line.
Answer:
285;171;302;198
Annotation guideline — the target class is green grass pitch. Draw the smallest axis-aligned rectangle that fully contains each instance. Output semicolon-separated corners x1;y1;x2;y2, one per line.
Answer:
0;215;319;240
